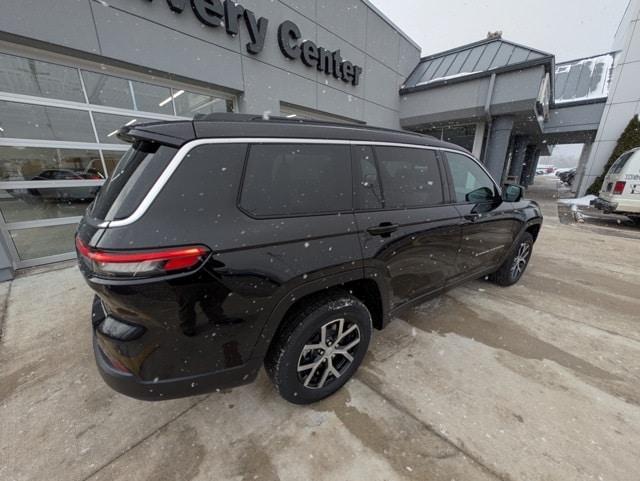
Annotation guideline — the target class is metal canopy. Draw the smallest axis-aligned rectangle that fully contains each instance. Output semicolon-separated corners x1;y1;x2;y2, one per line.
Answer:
403;37;552;91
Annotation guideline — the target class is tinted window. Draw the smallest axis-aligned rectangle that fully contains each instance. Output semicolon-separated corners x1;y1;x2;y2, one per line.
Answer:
374;147;443;208
241;144;351;216
90;143;177;221
353;145;383;210
446;152;497;203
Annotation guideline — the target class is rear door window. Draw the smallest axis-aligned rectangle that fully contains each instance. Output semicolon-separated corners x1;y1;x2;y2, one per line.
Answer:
370;146;444;209
240;144;352;217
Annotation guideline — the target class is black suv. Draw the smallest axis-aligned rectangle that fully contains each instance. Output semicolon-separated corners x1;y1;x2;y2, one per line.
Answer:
76;114;542;404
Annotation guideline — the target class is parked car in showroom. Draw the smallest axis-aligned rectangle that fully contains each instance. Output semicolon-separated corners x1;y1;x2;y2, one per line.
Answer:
76;114;543;404
591;148;640;224
29;168;103;201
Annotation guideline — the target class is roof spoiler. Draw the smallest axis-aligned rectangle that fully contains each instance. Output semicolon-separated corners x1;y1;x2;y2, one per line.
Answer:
117;120;196;148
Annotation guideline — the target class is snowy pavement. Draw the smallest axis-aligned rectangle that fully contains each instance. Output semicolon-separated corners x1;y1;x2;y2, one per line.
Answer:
2;177;640;481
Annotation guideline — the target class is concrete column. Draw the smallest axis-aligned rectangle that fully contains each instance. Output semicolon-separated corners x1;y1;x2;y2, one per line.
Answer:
484;116;514;184
472;122;486;158
574;141;593;195
508;136;529;183
524;149;541;186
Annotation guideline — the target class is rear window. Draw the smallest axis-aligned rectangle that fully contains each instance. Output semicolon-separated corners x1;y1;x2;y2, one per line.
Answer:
240;144;352;217
90;142;177;221
610;151;635;174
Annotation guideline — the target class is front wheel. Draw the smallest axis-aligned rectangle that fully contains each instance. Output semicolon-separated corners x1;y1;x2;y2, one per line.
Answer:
264;293;372;404
489;232;534;286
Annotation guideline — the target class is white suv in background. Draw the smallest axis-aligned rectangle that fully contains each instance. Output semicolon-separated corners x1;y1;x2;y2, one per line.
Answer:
592;148;640;224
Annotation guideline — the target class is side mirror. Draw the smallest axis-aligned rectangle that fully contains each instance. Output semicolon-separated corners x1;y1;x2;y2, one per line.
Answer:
503;184;524;202
466;186;496;203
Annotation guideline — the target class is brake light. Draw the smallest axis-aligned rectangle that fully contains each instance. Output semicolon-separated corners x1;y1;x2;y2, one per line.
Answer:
613;181;626;195
76;237;209;278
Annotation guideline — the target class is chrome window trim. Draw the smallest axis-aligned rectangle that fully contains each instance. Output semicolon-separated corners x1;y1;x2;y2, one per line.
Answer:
100;138;496;228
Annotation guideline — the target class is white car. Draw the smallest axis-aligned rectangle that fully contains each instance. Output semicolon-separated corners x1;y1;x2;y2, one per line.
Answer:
592;148;640;223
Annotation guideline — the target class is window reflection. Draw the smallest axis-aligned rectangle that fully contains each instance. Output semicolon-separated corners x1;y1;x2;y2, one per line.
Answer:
82;71;134;110
92;113;141;144
131;81;173;115
174;90;233;116
101;150;127;175
0;146;105;181
1;187;95;223
422;124;477;152
10;223;78;260
0;52;84;102
0;101;95;142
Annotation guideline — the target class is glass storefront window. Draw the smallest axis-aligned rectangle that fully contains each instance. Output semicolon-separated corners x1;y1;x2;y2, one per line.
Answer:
0;101;96;142
442;124;476;152
9;223;78;260
421;124;477;153
101;150;127;175
82;71;134;110
174;90;233;116
0;146;105;181
131;81;174;115
0;187;95;223
0;50;236;268
0;52;85;102
92;112;142;144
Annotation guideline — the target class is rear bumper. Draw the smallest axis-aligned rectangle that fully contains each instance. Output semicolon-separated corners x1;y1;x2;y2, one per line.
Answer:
93;334;261;400
591;197;618;213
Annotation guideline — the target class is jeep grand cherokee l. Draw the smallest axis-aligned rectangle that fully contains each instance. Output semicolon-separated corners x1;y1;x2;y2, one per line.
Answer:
76;114;542;404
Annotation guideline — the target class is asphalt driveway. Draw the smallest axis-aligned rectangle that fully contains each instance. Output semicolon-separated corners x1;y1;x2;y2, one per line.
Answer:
2;176;640;481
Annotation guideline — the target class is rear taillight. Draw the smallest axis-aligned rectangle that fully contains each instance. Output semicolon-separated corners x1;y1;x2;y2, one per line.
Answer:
613;181;626;195
76;237;209;278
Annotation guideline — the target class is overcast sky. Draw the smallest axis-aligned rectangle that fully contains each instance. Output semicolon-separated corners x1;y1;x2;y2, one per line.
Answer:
369;0;629;62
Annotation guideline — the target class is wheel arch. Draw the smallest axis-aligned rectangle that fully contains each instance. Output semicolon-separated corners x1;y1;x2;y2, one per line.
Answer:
250;270;389;362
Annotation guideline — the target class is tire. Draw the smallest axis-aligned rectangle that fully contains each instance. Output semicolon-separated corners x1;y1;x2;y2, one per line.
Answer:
264;292;372;404
489;232;534;287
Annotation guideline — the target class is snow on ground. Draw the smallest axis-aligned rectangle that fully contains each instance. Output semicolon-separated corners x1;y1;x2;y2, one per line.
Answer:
558;195;597;206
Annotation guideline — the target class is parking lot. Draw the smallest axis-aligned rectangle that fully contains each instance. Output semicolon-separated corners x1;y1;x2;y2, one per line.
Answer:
2;175;640;481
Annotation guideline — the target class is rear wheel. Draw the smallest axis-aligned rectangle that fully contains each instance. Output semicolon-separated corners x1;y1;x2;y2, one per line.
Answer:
489;232;534;286
264;293;372;404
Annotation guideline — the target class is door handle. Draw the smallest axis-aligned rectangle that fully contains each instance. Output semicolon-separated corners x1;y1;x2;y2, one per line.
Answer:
464;213;481;222
367;222;399;237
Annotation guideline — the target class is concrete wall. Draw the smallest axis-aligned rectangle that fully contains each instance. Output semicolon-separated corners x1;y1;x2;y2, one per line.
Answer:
578;0;640;194
0;0;420;128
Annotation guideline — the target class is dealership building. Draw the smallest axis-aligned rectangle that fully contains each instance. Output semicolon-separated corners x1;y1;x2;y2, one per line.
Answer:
0;0;619;279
